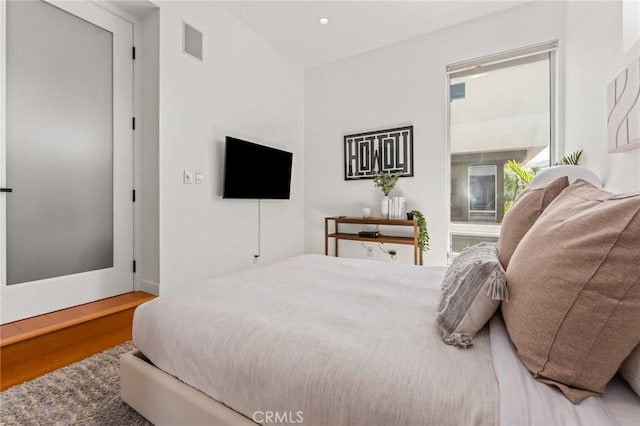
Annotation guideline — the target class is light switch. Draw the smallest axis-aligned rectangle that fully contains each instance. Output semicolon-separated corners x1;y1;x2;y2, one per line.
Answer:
184;170;194;184
195;171;204;184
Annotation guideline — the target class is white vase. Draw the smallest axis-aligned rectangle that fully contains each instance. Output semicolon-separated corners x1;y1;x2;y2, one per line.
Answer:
381;196;390;218
389;197;406;219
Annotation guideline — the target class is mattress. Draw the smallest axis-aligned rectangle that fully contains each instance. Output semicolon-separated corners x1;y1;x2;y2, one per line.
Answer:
134;254;499;426
133;254;640;425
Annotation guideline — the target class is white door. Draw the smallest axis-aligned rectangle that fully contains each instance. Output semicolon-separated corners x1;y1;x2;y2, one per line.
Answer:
0;0;134;323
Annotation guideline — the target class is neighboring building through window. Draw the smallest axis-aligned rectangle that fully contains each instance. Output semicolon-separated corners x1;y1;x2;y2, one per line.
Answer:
447;42;557;261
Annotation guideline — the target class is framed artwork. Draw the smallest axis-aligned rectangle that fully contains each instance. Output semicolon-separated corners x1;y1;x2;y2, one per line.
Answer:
607;57;640;153
343;125;414;180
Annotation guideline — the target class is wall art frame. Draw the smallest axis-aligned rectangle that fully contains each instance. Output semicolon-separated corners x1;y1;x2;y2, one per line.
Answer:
343;125;414;180
607;57;640;153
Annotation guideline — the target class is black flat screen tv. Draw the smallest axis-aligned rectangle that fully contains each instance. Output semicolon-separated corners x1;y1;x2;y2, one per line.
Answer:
223;136;293;199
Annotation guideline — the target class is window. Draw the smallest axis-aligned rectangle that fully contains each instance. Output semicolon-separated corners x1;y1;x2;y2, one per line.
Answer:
447;42;557;261
451;235;499;260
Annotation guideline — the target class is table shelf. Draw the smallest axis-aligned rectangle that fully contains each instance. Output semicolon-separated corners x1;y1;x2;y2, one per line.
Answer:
324;216;423;265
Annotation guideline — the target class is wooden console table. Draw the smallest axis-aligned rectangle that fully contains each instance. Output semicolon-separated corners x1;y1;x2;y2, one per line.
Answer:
324;216;423;265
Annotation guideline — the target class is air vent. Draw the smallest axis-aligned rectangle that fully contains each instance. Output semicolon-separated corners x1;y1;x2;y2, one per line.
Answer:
183;22;203;61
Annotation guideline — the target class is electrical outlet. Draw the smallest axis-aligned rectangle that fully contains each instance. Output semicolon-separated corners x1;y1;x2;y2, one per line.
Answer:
183;170;194;184
367;247;373;257
195;171;204;184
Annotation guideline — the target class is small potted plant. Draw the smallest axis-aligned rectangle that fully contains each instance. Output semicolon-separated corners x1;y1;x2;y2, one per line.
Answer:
373;171;400;217
408;209;430;253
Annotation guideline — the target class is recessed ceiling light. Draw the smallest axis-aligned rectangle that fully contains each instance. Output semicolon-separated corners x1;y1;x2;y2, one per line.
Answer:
319;17;329;25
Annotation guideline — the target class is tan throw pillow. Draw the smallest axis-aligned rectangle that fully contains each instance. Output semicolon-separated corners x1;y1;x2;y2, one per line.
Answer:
436;242;507;348
620;344;640;397
498;176;568;269
502;179;640;404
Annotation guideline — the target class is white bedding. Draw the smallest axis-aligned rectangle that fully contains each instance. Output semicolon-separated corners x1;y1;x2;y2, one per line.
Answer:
134;254;499;426
490;314;640;426
133;254;640;426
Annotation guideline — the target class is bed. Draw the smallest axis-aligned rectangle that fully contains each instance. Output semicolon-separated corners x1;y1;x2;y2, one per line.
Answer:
122;253;640;426
127;255;496;425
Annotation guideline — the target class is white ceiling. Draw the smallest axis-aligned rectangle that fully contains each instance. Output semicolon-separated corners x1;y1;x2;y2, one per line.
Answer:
109;0;158;19
216;1;529;69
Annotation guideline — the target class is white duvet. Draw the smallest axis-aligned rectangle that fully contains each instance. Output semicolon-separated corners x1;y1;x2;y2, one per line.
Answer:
134;254;499;426
133;254;640;426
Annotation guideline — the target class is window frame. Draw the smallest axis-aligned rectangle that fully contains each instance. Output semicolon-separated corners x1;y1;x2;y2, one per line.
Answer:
445;40;559;264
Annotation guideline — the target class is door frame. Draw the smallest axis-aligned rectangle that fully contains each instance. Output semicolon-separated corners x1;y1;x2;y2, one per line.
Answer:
93;0;160;297
0;0;136;323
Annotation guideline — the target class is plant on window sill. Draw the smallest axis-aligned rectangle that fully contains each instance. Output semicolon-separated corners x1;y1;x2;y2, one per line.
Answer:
556;149;583;166
504;149;583;213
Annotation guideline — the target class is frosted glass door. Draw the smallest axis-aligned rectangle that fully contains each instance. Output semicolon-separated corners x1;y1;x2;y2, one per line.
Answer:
6;0;113;285
1;0;134;323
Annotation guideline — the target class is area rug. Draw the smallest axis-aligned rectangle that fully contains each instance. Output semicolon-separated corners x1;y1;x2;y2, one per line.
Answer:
0;341;151;426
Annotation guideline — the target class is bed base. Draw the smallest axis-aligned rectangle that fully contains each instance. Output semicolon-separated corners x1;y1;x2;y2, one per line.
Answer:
120;349;257;426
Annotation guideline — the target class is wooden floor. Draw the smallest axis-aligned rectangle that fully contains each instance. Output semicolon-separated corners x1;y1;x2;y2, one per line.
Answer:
0;291;156;391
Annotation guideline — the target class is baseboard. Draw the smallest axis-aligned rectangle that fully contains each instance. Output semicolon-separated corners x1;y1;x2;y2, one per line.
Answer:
1;292;156;390
2;310;134;390
136;279;159;296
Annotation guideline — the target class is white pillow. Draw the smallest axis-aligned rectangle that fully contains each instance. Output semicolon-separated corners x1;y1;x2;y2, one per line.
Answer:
436;242;507;348
620;344;640;397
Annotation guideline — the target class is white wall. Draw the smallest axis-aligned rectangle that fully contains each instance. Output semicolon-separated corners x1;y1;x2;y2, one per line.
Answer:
305;0;640;266
623;0;640;53
564;0;640;193
305;1;567;266
157;1;305;293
